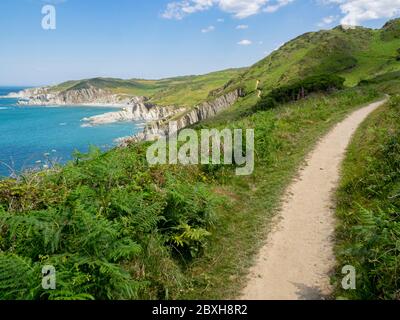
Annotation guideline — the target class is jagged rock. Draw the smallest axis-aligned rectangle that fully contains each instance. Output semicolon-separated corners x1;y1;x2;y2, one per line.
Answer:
118;89;244;145
82;98;185;126
12;86;130;106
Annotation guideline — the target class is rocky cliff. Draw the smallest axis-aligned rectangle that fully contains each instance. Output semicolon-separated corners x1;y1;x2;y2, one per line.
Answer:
118;89;244;144
82;97;185;126
12;86;130;106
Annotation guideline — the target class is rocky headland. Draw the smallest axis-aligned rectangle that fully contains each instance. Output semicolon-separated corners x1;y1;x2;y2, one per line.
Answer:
8;85;244;144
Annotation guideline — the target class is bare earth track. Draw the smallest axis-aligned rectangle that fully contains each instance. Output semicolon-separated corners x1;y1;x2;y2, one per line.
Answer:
242;99;386;300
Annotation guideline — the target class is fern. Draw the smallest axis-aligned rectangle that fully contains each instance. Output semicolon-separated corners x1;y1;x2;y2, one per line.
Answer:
0;254;41;300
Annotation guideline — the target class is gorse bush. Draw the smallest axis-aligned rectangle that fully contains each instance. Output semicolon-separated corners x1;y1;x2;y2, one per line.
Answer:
254;74;345;112
0;143;220;300
335;95;400;299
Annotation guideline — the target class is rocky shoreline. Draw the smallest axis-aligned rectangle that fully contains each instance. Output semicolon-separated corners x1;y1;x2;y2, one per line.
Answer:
7;86;244;144
82;97;186;127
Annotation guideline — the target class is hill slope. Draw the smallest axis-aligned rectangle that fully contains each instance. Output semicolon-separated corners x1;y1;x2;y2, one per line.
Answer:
31;20;399;111
222;19;400;95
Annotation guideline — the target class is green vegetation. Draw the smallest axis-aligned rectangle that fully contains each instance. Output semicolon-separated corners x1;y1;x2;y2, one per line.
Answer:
0;83;382;300
222;19;400;94
253;74;345;112
1;19;400;300
50;68;246;108
334;95;400;300
48;19;400;110
0;146;220;300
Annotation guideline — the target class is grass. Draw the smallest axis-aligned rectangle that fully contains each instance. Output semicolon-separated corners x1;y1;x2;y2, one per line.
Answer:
340;31;400;86
223;20;400;95
334;95;400;300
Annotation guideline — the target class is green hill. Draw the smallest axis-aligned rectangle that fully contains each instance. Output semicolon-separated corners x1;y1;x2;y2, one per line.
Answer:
50;68;246;107
222;19;400;95
47;20;400;110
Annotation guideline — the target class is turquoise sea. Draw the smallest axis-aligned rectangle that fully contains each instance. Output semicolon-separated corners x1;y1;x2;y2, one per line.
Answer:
0;87;143;177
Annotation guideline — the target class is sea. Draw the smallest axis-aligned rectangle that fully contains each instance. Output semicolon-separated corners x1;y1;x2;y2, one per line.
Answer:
0;86;143;177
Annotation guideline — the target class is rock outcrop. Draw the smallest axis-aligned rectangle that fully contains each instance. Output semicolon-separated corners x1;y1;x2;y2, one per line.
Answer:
82;97;185;126
118;89;244;144
12;86;130;106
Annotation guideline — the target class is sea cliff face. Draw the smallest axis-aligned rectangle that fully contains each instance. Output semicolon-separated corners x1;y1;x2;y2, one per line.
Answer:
12;86;130;106
82;98;185;126
118;89;244;144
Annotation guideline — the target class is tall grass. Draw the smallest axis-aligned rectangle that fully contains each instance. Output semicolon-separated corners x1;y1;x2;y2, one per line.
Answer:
334;95;400;300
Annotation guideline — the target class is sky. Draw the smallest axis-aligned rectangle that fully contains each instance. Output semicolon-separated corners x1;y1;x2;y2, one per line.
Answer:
0;0;399;86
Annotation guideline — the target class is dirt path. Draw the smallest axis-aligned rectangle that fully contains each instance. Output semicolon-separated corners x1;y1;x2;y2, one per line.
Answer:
242;99;386;300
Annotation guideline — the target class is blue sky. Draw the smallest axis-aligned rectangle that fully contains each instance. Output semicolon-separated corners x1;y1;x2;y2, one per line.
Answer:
0;0;399;86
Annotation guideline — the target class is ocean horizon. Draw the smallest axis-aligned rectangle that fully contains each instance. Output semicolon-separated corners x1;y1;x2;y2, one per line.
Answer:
0;87;143;177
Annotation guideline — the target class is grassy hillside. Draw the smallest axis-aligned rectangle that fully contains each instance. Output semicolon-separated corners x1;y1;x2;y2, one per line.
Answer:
50;68;246;108
222;19;400;95
334;95;400;300
48;19;400;110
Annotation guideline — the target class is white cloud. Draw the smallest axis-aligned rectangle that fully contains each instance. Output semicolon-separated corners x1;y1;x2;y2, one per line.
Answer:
162;0;214;20
201;25;215;33
323;0;400;25
162;0;295;20
217;18;225;22
238;39;252;45
317;15;339;27
236;24;249;29
264;0;294;13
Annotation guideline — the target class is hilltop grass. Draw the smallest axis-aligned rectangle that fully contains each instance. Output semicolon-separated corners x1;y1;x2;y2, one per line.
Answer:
333;95;400;300
340;32;400;86
223;20;400;96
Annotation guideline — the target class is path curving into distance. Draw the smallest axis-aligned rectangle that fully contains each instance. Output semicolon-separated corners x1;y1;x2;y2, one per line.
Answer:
242;99;387;300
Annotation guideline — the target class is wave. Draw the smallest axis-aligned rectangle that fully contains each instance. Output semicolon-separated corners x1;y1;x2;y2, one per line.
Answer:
0;107;10;110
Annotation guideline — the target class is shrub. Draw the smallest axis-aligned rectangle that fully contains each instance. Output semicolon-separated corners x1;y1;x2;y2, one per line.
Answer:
0;144;219;300
253;74;345;112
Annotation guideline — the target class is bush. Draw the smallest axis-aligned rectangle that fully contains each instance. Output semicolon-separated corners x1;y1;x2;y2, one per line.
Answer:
0;144;219;300
253;74;345;112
